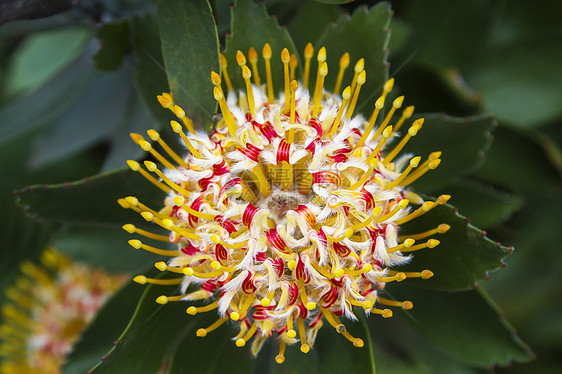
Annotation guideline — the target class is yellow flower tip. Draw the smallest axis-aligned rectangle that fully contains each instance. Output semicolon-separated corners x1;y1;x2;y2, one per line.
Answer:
281;48;290;63
242;65;252;79
410;156;422;167
429;159;442;169
427;239;440;248
275;355;285;364
141;211;154;221
173;105;185;119
287;329;297;338
362;264;373;272
183;268;194;276
384;78;395;93
438;223;451;233
382;125;393;138
117;198;129;209
220;53;227;68
173;196;185;205
230;312;240;321
128;239;142;249
290;54;298;68
317;46;326;62
319;61;328;76
421;270;434;279
144;160;157;172
161;218;174;229
236;50;246;66
306;302;316;310
375;95;385;109
287;260;297;271
335;269;345;277
186;306;198;315
398;199;410;209
336;324;346;333
196;328;207;337
260;298;271;307
213;86;224;101
304;42;314;58
392;96;405;109
421;201;434;212
354;58;365;72
133;275;147;284
300;344;310;353
344;229;354;238
357;70;366;85
290;80;298;91
402;301;414;310
437;194;451;204
147;129;160;141
156;295;168;304
155;261;167;272
210;234;221;244
248;47;258;62
211;71;222;86
340;52;350;68
395;272;407;282
170;120;182;133
353;338;364;348
362;300;373;309
130;132;143;143
342;86;352;100
210;261;221;271
403;238;416;248
381;309;393;318
403;105;415;118
126;159;140;171
125;196;138;206
262;43;272;59
157;95;170;108
236;338;246;347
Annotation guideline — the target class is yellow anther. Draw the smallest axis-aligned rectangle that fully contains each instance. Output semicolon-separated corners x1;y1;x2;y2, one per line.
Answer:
236;50;246;66
186;306;197;315
235;338;246;347
133;275;147;284
438;223;451;233
289;53;298;81
350;58;364;94
300;344;310;353
383;78;394;96
334;52;350;94
353;338;364;347
303;43;314;89
213;85;238;137
356;96;386;148
247;47;261;86
306;302;316;310
263;43;274;103
384;118;424;164
155;261;167;272
289;80;298;125
282;48;291;112
396;272;406;281
317;46;326;62
183;268;194;276
312;62;328;116
128;239;141;249
210;261;221;271
393;95;404;108
230;311;240;321
428;239;440;248
156;296;168;304
241;66;255;116
421;270;434;279
170;120;202;159
196;329;207;337
211;71;221;86
287;260;297;271
287;329;297;338
261;298;271;307
402;301;414;310
381;309;393;318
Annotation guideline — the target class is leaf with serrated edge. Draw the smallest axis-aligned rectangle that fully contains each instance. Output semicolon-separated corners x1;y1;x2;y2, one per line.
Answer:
315;3;391;117
224;0;300;94
396;200;511;290
156;0;220;128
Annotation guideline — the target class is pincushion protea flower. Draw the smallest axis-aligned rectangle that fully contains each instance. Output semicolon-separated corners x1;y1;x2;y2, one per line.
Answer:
0;248;125;373
121;42;451;363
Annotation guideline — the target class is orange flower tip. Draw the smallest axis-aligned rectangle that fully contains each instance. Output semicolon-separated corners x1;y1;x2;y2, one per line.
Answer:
275;355;285;364
262;43;272;59
398;199;410;209
340;52;350;67
144;160;157;171
210;234;221;244
230;312;240;321
381;309;393;318
335;269;345;277
336;324;346;333
156;295;168;305
130;132;143;143
402;301;414;310
155;261;167;272
342;86;352;99
410;156;421;167
186;306;197;315
125;196;138;206
261;298;271;307
362;300;373;309
173;105;185;118
173;196;185;205
427;239;440;248
128;239;142;249
392;95;404;108
437;194;451;204
403;238;415;248
147;129;159;141
438;224;451;233
170;120;182;133
319;62;328;76
395;272;407;282
317;46;326;62
429;151;442;160
421;270;434;279
133;275;147;284
353;338;365;348
286;329;297;338
157;95;169;108
306;302;317;310
300;344;310;353
213;86;224;101
304;43;314;58
383;78;395;93
183;268;194;276
235;338;246;347
196;328;207;337
357;70;366;85
281;48;290;63
126;160;140;171
211;71;222;86
236;50;246;66
403;105;415;118
287;260;297;271
220;53;227;67
141;211;154;221
354;58;365;72
210;261;221;271
117;198;129;209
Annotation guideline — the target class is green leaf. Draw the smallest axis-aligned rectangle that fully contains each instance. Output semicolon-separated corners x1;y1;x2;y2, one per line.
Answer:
435;179;523;229
224;0;300;93
313;0;354;4
316;3;392;116
402;114;495;193
387;286;533;367
287;1;340;54
15;168;163;227
156;0;220;128
396;199;511;290
0;0;77;25
62;274;147;374
94;20;130;72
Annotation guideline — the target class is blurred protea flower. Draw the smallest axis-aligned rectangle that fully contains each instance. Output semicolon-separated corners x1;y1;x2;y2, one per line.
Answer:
121;42;451;363
0;248;125;373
